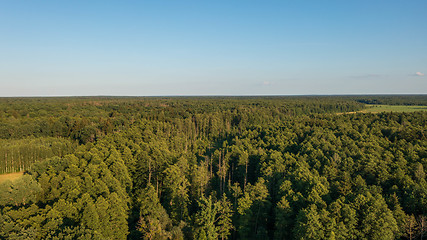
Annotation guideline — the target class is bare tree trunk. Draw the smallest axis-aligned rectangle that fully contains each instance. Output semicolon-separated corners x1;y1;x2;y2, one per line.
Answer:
219;152;222;194
407;215;417;240
5;151;7;173
418;215;426;240
223;165;227;195
210;154;213;179
11;150;14;172
156;175;159;196
148;158;152;185
244;159;248;192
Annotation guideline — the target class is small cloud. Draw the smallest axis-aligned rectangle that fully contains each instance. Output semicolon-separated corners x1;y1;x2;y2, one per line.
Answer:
415;72;425;76
262;81;272;86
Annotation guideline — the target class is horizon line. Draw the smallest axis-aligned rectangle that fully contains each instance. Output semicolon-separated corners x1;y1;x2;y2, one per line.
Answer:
0;93;426;98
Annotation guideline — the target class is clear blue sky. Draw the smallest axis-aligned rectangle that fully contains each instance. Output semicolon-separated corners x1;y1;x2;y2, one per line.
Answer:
1;1;426;96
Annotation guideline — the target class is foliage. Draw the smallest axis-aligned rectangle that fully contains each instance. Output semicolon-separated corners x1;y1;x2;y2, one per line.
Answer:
0;95;426;239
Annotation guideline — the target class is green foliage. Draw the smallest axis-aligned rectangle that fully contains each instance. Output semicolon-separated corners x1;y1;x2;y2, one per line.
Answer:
0;96;426;239
0;137;77;174
194;194;233;240
137;184;181;240
0;150;129;239
0;174;41;206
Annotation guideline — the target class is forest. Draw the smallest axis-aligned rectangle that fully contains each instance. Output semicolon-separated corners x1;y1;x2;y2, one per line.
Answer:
0;95;426;240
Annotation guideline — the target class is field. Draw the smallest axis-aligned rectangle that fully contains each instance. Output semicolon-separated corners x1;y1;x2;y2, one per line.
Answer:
0;171;24;184
362;104;427;113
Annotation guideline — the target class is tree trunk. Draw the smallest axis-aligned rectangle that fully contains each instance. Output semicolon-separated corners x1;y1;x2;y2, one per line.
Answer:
219;152;222;194
244;159;248;192
148;158;152;185
210;154;213;179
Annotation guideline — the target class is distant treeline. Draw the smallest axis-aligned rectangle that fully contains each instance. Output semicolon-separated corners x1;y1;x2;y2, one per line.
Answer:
0;96;366;142
350;95;427;105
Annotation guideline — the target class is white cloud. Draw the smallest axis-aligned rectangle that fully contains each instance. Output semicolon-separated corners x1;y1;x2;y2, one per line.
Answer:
415;72;425;76
262;81;271;86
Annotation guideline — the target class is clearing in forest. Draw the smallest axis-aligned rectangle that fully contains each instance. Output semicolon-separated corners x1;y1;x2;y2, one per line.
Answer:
362;105;427;113
0;171;24;184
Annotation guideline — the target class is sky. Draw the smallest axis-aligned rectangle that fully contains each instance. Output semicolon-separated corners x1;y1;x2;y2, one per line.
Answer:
0;1;426;96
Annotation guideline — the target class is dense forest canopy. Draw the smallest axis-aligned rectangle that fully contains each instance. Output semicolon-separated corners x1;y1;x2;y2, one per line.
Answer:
0;95;426;240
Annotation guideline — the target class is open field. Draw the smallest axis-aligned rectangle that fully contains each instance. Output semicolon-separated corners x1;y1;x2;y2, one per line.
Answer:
362;105;427;113
0;171;24;184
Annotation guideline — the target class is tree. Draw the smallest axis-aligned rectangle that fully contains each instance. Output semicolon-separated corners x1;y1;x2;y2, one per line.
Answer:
293;204;325;240
194;194;233;240
217;195;234;240
163;157;190;223
107;192;129;239
80;194;100;232
237;178;270;239
0;175;41;206
405;215;418;240
137;184;177;240
191;159;210;199
357;193;399;240
418;215;426;240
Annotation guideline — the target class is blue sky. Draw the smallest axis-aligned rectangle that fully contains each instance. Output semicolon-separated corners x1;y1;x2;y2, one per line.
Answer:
0;1;426;96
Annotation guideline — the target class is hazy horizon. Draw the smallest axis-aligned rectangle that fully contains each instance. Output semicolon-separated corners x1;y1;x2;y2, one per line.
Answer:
1;1;426;96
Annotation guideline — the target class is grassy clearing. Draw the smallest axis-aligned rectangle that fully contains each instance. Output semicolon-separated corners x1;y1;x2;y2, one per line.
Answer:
362;105;427;113
0;171;24;184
